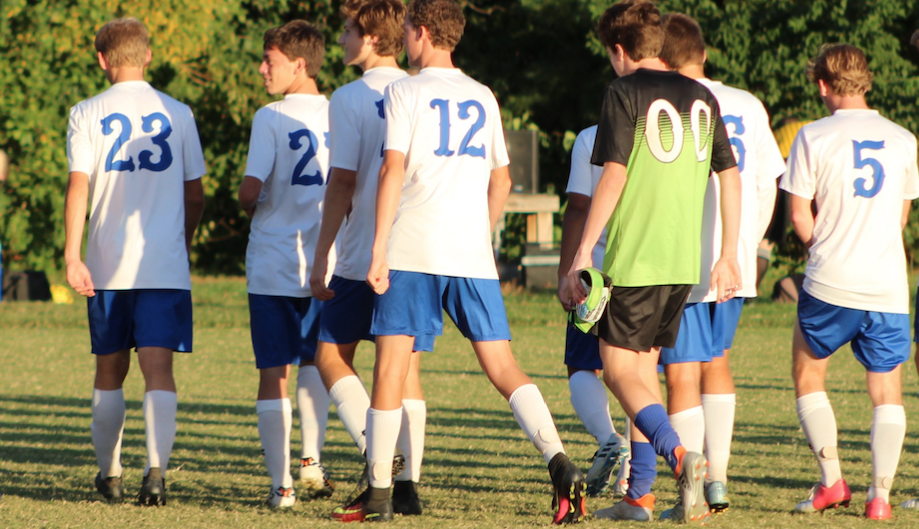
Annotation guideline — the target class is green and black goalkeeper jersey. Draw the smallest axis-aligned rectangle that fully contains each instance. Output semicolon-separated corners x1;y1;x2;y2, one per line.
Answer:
591;69;736;287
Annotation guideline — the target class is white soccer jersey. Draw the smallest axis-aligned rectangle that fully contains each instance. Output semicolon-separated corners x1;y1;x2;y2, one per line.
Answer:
66;80;206;291
780;109;919;313
689;79;786;302
329;67;408;281
383;68;510;279
566;126;607;268
244;94;332;297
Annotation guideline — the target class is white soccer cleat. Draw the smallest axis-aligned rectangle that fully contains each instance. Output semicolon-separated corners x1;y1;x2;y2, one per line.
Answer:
586;433;627;497
594;494;655;521
266;486;296;508
299;457;334;499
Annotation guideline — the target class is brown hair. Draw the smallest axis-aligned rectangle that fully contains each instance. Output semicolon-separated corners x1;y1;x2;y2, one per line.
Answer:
407;0;465;52
264;20;326;79
659;13;705;69
806;44;872;96
95;18;149;68
910;29;919;50
340;0;366;19
597;0;662;62
354;0;407;56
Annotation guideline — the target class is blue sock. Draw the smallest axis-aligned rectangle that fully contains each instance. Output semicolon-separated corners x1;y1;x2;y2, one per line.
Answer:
626;441;657;500
634;404;683;472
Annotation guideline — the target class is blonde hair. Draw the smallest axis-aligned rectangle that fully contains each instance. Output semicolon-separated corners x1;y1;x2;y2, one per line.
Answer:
806;44;872;96
95;18;149;68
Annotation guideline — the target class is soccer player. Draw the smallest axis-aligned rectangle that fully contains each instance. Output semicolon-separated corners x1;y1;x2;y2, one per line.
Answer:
64;18;206;506
310;0;427;516
566;0;741;524
238;20;333;508
352;0;586;522
656;13;785;517
782;44;918;520
557;124;630;498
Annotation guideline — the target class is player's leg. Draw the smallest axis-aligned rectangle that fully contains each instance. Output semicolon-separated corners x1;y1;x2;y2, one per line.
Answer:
296;297;334;498
393;349;426;515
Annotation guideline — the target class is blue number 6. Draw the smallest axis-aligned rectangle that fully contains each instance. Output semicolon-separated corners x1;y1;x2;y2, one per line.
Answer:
853;140;886;198
722;115;745;172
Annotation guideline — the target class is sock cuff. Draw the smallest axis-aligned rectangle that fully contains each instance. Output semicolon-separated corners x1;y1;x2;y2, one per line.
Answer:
568;370;599;385
634;403;669;433
701;393;736;404
299;364;321;376
874;404;906;425
508;383;542;408
796;391;828;409
401;399;426;412
329;375;365;403
368;407;403;420
669;406;704;422
145;389;178;400
92;388;125;406
256;398;291;414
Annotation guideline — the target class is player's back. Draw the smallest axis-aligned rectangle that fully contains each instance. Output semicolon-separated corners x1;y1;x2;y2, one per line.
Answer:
67;81;205;290
245;94;330;297
783;110;919;312
567;125;607;268
329;67;407;281
384;68;508;280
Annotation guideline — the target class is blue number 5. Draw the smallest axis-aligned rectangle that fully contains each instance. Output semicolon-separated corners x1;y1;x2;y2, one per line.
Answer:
101;113;135;172
853;140;885;198
138;113;173;172
289;128;323;186
722;115;745;172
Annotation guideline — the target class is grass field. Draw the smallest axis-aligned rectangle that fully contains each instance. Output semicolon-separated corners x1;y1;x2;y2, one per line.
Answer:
3;275;919;528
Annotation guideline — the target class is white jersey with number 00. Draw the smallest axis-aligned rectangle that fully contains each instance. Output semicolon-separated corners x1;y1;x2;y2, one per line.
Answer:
329;67;408;281
384;68;510;279
244;94;332;297
566;126;607;269
690;79;786;302
780;109;919;313
67;80;206;291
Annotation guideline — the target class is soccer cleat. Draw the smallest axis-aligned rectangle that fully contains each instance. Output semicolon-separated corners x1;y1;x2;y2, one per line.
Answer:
355;454;407;493
901;498;919;510
586;433;627;497
266;486;296;508
94;472;124;503
300;457;334;499
659;501;684;521
392;480;422;515
794;479;851;513
676;451;710;525
594;494;655;521
138;467;166;507
705;481;729;513
331;486;393;522
548;452;587;524
613;452;631;496
865;497;892;520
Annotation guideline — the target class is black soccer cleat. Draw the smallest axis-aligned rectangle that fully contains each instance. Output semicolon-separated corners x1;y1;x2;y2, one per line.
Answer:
332;486;393;522
392;480;422;515
95;472;124;503
138;467;166;506
548;452;587;524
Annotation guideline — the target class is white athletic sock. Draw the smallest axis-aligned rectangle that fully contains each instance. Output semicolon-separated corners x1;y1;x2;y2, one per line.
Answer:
143;390;177;474
702;393;736;483
396;399;426;482
367;407;403;488
329;376;370;454
868;404;906;502
508;384;564;464
569;371;616;445
297;365;329;461
92;388;126;478
257;398;293;489
669;405;705;454
796;392;841;486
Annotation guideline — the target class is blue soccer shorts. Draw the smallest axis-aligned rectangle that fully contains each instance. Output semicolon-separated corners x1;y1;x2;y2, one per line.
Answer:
87;289;193;355
798;289;910;373
371;271;511;344
249;294;322;369
565;323;602;371
318;276;434;351
659;297;744;366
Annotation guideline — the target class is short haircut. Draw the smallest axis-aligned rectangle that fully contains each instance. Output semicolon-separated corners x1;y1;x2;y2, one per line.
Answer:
911;29;919;50
806;44;872;96
340;0;366;19
263;20;326;79
94;18;149;68
659;13;705;69
407;0;465;52
354;0;407;56
597;0;662;62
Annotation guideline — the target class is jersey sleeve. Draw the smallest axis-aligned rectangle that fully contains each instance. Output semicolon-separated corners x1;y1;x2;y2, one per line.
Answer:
181;106;207;181
244;106;277;182
566;127;595;196
67;104;94;176
710;104;738;173
904;135;919;200
753;102;785;237
384;82;412;155
329;89;361;171
779;130;815;199
591;83;633;167
488;96;509;170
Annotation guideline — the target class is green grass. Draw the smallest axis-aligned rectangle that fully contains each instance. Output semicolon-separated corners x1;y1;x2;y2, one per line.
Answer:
2;276;919;527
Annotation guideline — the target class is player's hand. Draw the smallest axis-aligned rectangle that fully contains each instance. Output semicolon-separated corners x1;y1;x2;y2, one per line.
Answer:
711;256;741;303
66;260;96;297
310;257;335;301
366;254;390;295
566;249;592;304
557;275;574;311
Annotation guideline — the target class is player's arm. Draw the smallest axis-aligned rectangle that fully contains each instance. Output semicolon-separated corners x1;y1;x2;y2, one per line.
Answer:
487;165;511;231
64;171;94;297
310;167;358;300
789;194;815;248
567;161;627;302
238;176;262;219
711;166;742;301
367;150;405;295
902;200;911;231
557;192;590;311
184;178;205;256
